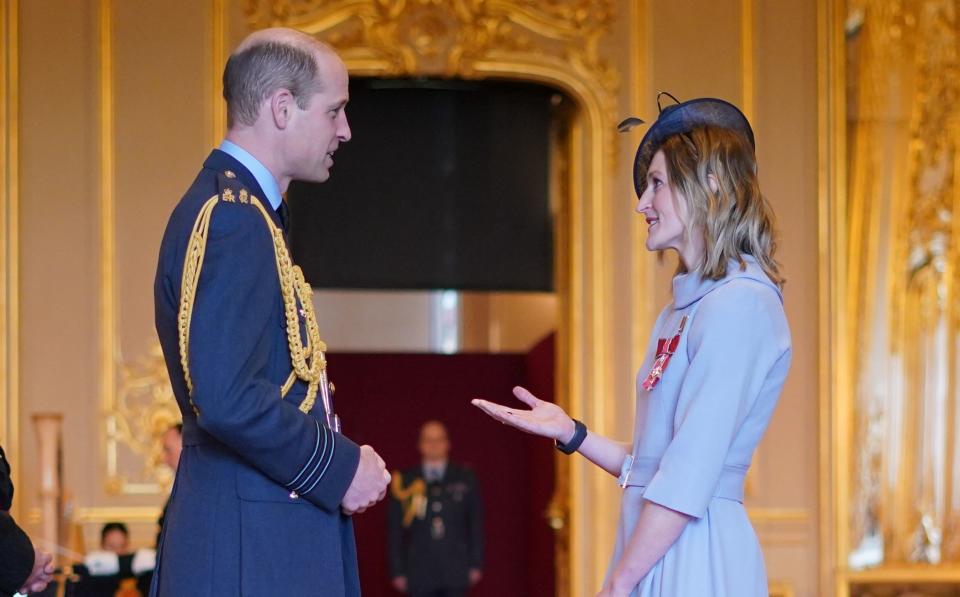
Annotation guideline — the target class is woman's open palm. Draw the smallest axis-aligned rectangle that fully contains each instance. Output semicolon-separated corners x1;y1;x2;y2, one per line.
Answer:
472;386;574;442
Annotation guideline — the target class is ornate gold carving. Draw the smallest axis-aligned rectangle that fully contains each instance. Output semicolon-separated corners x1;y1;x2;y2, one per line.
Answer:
842;0;960;583
245;0;617;113
106;345;181;495
767;582;795;597
896;0;960;567
73;506;162;524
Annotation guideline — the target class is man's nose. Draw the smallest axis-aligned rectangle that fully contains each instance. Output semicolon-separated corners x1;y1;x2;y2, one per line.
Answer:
338;113;352;142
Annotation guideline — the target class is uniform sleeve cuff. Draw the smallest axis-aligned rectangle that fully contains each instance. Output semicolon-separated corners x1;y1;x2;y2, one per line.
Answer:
289;419;360;512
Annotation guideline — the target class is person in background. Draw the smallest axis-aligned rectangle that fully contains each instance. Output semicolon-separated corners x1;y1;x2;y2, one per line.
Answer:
156;424;182;547
0;444;55;597
99;523;130;556
388;421;483;597
75;519;154;595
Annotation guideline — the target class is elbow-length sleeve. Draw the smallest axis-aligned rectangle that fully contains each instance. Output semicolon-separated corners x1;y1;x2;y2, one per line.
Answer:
641;280;791;518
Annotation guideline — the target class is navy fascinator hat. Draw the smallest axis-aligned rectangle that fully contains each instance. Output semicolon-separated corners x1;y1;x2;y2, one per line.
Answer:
619;93;755;197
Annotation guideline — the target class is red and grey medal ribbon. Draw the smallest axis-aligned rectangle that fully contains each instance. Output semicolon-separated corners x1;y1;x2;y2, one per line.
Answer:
641;314;688;391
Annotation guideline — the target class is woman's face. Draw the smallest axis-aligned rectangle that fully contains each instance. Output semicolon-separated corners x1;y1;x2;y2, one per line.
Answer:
636;150;695;262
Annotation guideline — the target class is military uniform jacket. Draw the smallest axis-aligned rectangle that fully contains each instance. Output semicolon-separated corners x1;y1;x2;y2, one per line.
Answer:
152;150;362;596
387;463;484;592
0;445;34;597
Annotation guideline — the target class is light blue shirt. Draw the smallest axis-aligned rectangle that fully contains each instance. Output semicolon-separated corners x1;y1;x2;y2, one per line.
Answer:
218;139;283;210
422;461;447;482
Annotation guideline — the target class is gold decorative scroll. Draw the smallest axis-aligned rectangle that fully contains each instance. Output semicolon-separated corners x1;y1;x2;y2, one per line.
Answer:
245;0;618;120
246;0;616;73
846;0;960;570
105;344;181;495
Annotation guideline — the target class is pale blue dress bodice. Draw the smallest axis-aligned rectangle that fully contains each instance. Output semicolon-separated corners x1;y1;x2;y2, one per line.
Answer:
607;256;792;596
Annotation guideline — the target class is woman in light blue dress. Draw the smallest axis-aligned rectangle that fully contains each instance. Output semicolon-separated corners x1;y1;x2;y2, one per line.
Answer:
473;96;791;596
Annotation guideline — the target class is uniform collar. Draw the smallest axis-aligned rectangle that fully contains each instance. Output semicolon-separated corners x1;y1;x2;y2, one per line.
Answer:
217;139;283;211
202;150;283;231
422;461;448;481
671;254;783;310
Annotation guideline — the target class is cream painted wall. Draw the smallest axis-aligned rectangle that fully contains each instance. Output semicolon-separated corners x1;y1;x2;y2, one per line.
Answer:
17;0;214;552
19;0;103;540
311;291;556;353
10;0;820;592
113;0;209;363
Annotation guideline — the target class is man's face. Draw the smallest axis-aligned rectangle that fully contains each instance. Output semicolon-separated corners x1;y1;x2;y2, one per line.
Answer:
418;423;450;462
161;428;182;471
285;52;351;183
102;529;129;554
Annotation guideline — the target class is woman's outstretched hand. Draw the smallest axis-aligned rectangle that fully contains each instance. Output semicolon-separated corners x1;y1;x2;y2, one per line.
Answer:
471;386;575;443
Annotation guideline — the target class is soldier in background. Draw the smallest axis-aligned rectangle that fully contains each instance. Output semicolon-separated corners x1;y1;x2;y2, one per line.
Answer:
388;421;483;597
155;423;181;548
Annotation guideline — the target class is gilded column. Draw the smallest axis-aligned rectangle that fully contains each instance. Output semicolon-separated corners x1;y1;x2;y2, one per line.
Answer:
0;0;20;511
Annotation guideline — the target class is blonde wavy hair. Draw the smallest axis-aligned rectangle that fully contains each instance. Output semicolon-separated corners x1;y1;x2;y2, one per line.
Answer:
656;126;784;287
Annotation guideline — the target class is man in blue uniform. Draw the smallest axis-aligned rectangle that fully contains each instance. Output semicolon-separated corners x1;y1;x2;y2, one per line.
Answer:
388;421;484;597
152;27;390;596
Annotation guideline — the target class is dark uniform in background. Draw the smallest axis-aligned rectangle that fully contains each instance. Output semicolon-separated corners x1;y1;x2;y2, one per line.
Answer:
152;149;362;595
388;462;484;597
0;445;34;597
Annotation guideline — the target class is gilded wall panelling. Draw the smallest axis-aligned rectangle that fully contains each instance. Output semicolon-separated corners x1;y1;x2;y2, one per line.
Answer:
208;0;227;147
769;582;796;597
818;0;849;591
0;0;19;512
628;0;653;402
825;0;960;593
98;0;121;494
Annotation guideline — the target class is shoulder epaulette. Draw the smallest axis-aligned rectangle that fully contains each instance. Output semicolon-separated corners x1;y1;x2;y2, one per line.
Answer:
216;169;254;205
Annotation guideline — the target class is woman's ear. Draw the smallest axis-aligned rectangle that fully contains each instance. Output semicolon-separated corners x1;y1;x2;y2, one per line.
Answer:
707;173;720;194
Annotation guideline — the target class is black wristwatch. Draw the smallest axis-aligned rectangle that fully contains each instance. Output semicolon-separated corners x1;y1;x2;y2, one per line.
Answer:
555;419;587;454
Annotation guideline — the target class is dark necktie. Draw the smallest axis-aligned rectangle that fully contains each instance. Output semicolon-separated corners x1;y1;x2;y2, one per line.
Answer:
277;200;290;233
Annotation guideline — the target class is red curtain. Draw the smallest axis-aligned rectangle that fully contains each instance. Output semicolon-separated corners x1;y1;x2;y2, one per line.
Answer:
330;334;556;596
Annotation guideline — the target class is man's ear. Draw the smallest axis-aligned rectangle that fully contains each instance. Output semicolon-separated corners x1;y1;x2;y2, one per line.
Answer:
707;173;720;194
270;88;294;129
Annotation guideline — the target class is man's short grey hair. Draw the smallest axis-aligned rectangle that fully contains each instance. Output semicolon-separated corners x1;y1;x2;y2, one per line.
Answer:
223;41;322;128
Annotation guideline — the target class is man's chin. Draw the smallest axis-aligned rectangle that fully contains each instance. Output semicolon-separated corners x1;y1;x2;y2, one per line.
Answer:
296;170;331;184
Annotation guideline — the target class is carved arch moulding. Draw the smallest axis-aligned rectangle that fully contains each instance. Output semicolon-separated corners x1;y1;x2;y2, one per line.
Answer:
245;0;619;126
